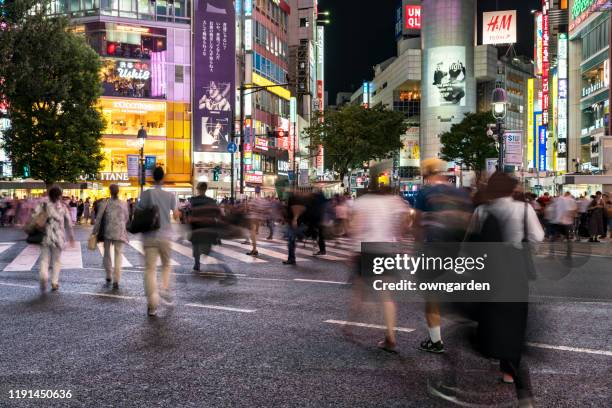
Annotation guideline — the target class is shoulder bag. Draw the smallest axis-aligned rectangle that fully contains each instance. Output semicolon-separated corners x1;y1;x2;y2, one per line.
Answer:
127;205;160;234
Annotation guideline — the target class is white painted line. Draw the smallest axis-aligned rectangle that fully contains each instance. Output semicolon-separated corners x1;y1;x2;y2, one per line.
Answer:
128;241;180;266
240;276;291;282
323;246;356;256
77;291;140;300
0;281;37;289
60;243;83;270
324;319;416;333
222;240;309;262
97;242;133;267
169;241;222;265
4;244;40;271
269;244;346;261
527;342;612;357
210;245;267;264
0;243;14;255
294;278;349;285
184;303;256;313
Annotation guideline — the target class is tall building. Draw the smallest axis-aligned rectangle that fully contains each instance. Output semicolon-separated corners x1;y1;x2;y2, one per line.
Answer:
566;0;612;194
48;1;193;199
239;0;293;196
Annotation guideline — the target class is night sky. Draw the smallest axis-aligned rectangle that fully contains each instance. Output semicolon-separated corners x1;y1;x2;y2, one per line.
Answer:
319;0;543;102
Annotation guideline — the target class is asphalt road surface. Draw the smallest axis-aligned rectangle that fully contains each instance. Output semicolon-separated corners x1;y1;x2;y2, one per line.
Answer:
0;225;610;407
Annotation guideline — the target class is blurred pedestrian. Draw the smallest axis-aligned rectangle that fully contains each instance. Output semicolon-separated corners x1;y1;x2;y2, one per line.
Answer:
283;190;307;265
83;198;91;225
93;184;129;290
76;199;84;224
189;182;220;271
34;186;75;292
68;196;78;224
305;189;329;256
413;158;472;354
587;193;604;242
347;184;411;351
246;191;268;256
137;167;180;317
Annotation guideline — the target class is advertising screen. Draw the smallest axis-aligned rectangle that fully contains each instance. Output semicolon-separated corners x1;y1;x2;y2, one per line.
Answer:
193;0;236;153
427;46;467;107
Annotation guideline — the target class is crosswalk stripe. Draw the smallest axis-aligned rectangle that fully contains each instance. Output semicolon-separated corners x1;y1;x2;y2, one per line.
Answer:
210;245;267;263
324;319;416;333
323;246;355;257
127;241;180;266
60;243;83;269
96;243;133;268
0;243;14;255
223;240;308;262
4;244;40;271
268;244;345;261
169;242;222;265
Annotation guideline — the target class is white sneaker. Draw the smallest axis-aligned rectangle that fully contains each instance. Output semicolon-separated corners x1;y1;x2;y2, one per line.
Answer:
159;290;175;306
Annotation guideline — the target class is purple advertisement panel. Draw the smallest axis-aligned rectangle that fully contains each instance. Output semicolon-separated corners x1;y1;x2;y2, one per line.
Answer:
193;0;236;153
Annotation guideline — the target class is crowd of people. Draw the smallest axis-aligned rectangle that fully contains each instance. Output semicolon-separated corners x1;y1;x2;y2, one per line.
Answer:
14;161;612;407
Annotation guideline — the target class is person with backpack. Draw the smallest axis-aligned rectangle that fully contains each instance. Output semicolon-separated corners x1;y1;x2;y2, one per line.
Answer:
137;167;180;317
31;185;75;292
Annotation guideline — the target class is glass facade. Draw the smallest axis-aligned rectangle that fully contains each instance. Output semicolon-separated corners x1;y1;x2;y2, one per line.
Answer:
48;0;190;24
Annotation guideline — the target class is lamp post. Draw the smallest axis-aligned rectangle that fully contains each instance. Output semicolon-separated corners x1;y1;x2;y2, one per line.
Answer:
492;87;508;172
137;125;147;195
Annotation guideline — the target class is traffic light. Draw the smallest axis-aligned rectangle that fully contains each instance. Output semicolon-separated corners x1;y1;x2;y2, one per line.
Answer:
23;164;30;178
212;166;221;182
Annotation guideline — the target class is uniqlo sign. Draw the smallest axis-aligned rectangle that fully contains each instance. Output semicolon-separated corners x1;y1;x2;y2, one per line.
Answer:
405;5;421;30
482;10;517;44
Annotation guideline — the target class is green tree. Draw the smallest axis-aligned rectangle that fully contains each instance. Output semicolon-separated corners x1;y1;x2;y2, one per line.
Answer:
305;104;407;185
0;0;105;185
439;111;498;180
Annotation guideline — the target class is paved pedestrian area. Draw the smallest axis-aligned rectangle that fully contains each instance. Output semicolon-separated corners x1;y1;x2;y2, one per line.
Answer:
0;226;610;407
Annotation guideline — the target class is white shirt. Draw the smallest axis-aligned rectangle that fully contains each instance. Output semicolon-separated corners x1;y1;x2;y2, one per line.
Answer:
350;195;410;248
551;196;577;225
471;197;544;243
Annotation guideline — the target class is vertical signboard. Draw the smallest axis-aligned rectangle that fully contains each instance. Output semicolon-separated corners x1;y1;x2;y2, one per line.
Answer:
541;1;550;125
557;34;568;172
534;111;542;168
527;78;535;169
538;125;547;171
535;12;543;76
193;0;236;153
504;131;523;166
316;25;325;176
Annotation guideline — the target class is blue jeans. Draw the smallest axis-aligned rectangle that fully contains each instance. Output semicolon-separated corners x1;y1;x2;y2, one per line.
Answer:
286;225;305;262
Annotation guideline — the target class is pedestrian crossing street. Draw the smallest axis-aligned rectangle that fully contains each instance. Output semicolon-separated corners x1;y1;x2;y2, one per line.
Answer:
0;237;363;272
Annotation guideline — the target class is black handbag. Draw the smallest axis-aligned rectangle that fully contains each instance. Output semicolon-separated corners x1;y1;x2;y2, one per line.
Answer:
26;230;45;244
96;200;108;242
127;205;160;234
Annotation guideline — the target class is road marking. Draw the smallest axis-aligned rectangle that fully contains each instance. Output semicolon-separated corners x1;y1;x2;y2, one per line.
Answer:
77;291;140;300
4;244;40;271
184;303;256;313
323;246;356;257
97;242;133;267
0;243;14;255
294;278;350;285
169;241;222;265
210;245;267;264
269;244;346;261
527;342;612;357
127;241;180;266
222;240;309;262
60;243;83;270
0;281;37;289
324;319;416;333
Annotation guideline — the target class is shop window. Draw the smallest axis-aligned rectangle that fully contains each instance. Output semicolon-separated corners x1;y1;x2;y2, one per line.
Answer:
100;99;167;136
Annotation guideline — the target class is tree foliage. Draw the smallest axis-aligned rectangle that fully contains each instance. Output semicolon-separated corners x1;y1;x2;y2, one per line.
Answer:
304;104;407;183
439;111;498;173
0;0;105;184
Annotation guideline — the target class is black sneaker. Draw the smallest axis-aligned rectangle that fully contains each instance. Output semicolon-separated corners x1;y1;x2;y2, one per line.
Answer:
419;338;444;353
313;251;326;256
283;259;296;265
112;282;119;290
105;278;111;284
246;250;258;256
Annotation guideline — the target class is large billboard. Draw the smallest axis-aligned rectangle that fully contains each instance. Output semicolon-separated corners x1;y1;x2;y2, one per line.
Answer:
193;0;236;153
482;10;517;44
427;46;467;107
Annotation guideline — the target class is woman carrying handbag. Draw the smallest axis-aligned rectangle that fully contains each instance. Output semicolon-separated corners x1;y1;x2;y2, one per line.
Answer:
91;185;129;290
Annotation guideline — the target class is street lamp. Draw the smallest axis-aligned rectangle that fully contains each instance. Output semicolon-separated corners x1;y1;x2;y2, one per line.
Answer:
492;87;508;171
137;125;147;195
